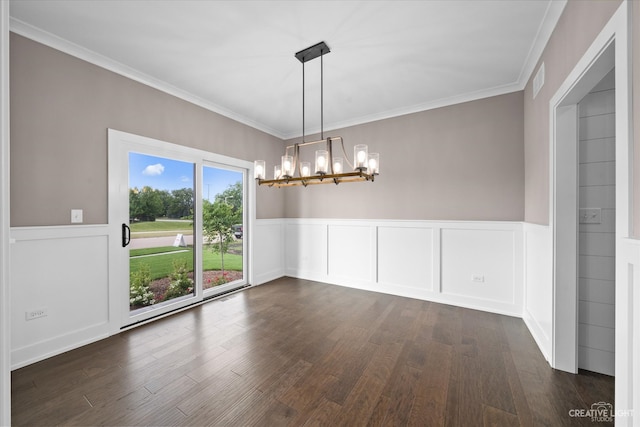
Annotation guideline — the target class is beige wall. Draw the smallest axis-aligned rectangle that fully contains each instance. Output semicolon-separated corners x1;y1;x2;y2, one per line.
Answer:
10;34;285;226
18;0;630;227
283;91;524;221
523;0;622;225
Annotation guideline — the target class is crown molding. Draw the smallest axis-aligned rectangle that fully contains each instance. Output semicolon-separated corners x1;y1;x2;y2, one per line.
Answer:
516;0;567;88
9;18;286;139
283;81;524;140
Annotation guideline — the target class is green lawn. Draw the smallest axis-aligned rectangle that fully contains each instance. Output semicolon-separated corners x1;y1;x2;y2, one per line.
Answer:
130;220;193;232
130;246;242;280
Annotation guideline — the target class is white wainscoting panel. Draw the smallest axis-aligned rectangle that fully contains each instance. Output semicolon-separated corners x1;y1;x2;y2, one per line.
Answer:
10;225;111;369
522;222;552;361
441;228;515;305
253;219;285;285
284;219;523;317
378;226;433;292
285;222;327;281
327;225;374;285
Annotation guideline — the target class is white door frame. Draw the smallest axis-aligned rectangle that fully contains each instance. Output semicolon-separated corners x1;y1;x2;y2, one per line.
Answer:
551;43;616;372
0;1;11;425
549;1;632;419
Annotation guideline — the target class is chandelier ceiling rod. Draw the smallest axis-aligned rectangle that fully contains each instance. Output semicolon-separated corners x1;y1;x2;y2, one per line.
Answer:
321;50;324;140
302;56;305;143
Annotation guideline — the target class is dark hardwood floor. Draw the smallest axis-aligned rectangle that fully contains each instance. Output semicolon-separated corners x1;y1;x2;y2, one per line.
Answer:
12;277;614;426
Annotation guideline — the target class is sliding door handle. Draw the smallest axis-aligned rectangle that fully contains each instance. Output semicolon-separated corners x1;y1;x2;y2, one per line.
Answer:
122;223;131;248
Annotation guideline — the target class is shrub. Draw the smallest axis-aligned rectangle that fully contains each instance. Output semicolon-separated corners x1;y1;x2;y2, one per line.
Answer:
164;260;194;300
213;272;230;286
130;264;155;307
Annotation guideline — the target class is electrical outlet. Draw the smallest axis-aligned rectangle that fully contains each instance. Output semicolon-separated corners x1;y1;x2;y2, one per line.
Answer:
26;308;48;321
471;274;485;283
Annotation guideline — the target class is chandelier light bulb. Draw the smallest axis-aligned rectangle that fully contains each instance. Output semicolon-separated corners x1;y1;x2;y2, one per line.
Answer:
301;162;311;177
333;157;343;174
354;144;368;171
254;160;266;180
368;153;379;175
281;155;293;178
315;150;329;174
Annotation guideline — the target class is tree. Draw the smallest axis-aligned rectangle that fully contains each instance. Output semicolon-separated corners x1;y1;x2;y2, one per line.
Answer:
168;188;194;219
129;188;143;221
202;199;235;273
214;182;242;221
157;189;172;217
129;186;164;221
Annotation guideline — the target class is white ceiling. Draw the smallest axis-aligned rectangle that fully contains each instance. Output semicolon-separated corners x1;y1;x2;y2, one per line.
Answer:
9;0;565;139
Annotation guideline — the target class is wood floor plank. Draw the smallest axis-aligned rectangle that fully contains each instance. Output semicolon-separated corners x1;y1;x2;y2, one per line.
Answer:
301;397;342;427
217;358;311;425
366;394;393;427
407;302;436;343
333;371;386;427
176;370;260;425
433;304;463;346
458;353;485;426
323;341;378;405
483;404;521;427
376;362;421;426
112;375;197;426
408;340;452;426
333;340;403;426
256;358;313;395
502;349;534;427
444;346;462;427
64;386;152;426
12;386;92;426
279;374;339;426
10;278;614;427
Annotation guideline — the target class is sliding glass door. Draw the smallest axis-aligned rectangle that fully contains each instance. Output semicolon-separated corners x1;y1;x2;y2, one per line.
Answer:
127;153;196;315
109;130;251;327
201;164;246;296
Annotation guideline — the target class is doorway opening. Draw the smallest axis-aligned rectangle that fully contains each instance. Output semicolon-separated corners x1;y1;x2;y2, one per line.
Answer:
576;69;615;376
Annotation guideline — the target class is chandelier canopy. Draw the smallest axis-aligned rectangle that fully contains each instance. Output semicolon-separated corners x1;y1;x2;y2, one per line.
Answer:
255;41;379;188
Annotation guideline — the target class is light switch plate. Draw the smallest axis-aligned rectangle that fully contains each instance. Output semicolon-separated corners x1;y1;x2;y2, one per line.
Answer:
579;208;601;224
71;209;83;223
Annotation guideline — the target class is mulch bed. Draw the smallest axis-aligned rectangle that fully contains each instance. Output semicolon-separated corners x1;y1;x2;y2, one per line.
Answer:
131;270;244;310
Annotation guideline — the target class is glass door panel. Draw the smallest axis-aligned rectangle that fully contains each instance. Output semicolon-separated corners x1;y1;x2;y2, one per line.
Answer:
128;152;196;315
202;165;245;295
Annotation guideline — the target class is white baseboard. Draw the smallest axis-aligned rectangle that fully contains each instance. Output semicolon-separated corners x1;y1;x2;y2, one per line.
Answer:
11;323;110;370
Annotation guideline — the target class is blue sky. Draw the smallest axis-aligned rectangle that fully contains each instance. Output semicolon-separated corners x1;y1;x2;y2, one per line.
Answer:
129;152;242;200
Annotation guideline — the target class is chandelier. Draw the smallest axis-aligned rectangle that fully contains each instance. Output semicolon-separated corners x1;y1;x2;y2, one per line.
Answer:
255;41;379;187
